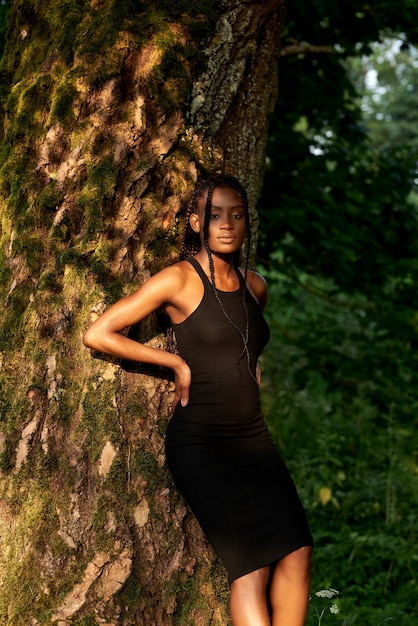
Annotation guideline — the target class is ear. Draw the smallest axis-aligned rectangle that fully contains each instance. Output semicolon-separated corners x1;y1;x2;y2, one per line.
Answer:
189;213;201;233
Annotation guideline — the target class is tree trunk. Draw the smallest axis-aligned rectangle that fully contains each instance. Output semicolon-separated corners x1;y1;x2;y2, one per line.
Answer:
0;2;286;624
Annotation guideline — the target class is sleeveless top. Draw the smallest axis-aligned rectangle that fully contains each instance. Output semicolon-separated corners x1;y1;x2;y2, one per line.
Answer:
172;257;270;428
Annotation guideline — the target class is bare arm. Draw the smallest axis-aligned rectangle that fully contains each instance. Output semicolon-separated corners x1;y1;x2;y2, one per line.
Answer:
83;265;191;407
245;269;268;311
246;270;268;385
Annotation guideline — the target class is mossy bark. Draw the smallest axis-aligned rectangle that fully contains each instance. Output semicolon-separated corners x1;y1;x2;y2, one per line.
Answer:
0;1;286;624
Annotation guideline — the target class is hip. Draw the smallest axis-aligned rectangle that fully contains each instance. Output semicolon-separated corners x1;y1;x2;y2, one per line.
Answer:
165;412;273;449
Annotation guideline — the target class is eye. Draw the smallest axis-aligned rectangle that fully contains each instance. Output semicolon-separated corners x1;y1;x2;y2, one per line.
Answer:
210;213;220;219
233;212;244;219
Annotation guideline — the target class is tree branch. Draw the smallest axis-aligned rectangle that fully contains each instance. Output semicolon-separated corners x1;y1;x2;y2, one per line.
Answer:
280;43;336;57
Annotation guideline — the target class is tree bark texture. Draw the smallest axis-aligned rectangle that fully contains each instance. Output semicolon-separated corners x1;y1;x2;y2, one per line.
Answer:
0;1;286;624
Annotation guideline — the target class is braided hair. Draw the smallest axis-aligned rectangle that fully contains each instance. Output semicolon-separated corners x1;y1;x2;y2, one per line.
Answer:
179;174;257;382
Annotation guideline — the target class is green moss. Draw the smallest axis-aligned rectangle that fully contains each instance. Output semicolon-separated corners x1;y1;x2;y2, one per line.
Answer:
59;239;98;277
59;0;220;89
37;181;64;210
115;575;143;611
60;245;86;267
75;4;122;58
0;65;13;104
0;372;25;425
13;207;37;236
0;448;13;472
0;145;34;215
0;479;61;624
89;255;108;284
148;23;195;112
1;552;43;625
170;575;213;625
46;0;84;65
132;446;161;491
42;373;79;425
60;238;122;301
0;431;22;472
49;79;78;125
72;615;98;626
0;248;12;299
109;457;136;501
0;281;32;350
80;383;122;460
107;280;125;304
1;78;54;183
0;378;16;470
124;387;148;421
91;494;119;552
3;79;23;119
12;75;54;134
90;240;114;282
91;458;139;549
88;155;118;199
72;2;133;86
91;131;116;159
37;268;64;293
165;556;229;626
60;243;125;299
74;154;119;241
50;218;71;244
146;227;179;266
3;8;51;81
12;233;45;276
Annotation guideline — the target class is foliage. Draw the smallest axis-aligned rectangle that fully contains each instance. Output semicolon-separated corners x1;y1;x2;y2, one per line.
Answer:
358;40;418;152
261;268;418;625
258;1;418;623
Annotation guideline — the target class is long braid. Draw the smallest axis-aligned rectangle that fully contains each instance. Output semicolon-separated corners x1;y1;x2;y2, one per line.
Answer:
168;178;215;353
200;176;257;383
180;187;201;259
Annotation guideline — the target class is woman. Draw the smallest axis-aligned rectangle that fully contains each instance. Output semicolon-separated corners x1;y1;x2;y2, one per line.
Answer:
84;174;313;625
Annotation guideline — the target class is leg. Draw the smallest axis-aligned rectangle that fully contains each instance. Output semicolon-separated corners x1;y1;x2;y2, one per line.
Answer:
230;566;271;626
270;546;312;626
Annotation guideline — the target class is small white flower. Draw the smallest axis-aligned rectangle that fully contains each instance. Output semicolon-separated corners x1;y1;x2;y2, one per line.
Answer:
329;604;340;614
315;588;339;599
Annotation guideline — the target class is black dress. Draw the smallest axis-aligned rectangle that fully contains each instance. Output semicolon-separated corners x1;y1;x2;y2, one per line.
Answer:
165;257;312;584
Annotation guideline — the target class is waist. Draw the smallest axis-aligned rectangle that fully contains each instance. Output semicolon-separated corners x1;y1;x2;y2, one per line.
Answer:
179;377;260;410
167;411;270;443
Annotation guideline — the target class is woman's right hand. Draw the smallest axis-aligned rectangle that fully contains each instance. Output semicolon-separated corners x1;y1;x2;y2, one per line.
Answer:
172;358;192;408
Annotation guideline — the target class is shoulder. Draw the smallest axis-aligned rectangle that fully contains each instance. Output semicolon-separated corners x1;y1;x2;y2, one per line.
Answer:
116;260;193;310
146;260;193;291
240;268;268;310
144;259;200;309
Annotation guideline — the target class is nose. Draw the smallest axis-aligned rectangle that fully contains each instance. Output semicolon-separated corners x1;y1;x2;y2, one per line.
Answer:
220;215;234;229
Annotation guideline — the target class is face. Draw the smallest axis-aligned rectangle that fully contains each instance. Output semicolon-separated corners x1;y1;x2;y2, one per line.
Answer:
190;185;247;254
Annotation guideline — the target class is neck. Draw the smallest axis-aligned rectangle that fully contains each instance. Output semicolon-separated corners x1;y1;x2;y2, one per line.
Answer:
194;248;240;291
194;249;236;275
